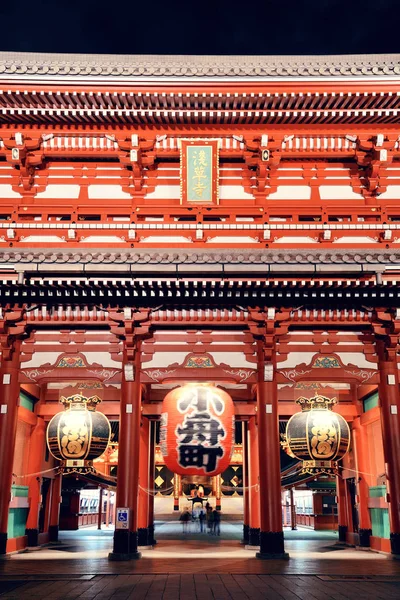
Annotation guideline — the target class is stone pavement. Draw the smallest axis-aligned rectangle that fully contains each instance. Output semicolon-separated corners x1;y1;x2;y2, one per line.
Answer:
1;574;400;599
1;526;400;598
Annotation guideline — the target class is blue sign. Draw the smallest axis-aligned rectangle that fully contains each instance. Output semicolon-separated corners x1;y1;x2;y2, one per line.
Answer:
116;508;130;529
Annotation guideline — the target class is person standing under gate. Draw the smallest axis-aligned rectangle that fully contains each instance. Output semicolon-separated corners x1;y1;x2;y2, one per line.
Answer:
180;507;191;534
199;509;206;533
212;509;221;536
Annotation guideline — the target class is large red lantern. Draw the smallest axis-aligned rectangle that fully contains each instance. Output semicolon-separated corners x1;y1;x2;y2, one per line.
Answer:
160;383;235;477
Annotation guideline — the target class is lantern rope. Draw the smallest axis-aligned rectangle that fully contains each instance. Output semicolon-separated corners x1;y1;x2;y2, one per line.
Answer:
338;466;381;479
13;466;59;480
139;484;175;496
221;484;259;492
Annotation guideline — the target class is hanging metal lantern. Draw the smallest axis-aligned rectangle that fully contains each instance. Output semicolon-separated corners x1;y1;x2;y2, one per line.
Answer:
46;393;111;475
282;394;350;475
160;383;234;477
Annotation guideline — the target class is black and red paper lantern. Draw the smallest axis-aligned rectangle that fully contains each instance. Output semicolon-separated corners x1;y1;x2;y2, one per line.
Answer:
160;383;234;477
46;393;111;474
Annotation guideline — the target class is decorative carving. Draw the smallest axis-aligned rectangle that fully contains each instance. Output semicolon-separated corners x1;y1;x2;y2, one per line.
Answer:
280;368;312;383
143;369;177;382
344;369;377;383
22;368;53;381
223;369;254;382
87;368;120;382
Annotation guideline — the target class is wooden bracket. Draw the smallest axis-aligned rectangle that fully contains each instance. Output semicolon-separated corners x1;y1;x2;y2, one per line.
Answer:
2;135;45;192
0;308;27;361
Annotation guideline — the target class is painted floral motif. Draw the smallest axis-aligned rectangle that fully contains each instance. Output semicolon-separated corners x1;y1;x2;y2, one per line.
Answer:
184;356;213;368
57;356;85;368
312;356;340;369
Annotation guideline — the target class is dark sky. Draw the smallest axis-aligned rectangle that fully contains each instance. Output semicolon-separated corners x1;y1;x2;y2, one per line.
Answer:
0;0;399;56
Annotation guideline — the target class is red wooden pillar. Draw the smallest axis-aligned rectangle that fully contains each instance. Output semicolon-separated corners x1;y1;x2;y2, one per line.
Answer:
378;358;400;555
256;351;288;558
97;488;104;530
49;474;62;542
290;488;297;531
0;340;22;555
148;420;156;545
25;416;46;547
138;416;150;546
173;474;180;512
336;474;348;542
105;491;110;527
247;416;260;546
215;476;222;511
242;421;249;544
352;418;372;547
109;347;142;560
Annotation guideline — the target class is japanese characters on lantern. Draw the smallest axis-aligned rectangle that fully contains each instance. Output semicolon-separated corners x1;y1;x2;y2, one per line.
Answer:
46;393;111;474
160;384;234;476
282;394;350;475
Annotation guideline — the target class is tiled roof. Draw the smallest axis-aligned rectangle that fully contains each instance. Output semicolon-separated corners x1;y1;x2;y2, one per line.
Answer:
1;51;400;79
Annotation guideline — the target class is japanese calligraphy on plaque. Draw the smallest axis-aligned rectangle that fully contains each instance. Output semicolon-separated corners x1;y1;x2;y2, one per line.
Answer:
160;384;234;477
180;140;219;205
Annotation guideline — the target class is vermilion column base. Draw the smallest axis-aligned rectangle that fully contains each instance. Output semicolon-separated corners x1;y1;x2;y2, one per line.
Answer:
48;525;59;543
256;531;289;560
390;533;400;556
248;527;260;546
241;524;249;545
359;528;372;548
0;533;7;555
109;530;141;561
25;528;39;547
338;525;348;543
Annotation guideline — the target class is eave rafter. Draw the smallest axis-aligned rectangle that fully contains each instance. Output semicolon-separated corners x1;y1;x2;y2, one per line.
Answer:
2;278;400;308
1;84;400;126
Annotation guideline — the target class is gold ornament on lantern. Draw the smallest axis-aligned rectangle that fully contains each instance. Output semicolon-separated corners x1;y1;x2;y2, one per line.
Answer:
281;394;350;475
46;393;111;475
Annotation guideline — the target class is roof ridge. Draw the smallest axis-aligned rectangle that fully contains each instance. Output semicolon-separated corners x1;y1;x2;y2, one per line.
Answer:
1;51;400;79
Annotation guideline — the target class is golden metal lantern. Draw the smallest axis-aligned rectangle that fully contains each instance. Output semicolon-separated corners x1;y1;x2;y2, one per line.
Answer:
282;394;350;475
46;393;111;474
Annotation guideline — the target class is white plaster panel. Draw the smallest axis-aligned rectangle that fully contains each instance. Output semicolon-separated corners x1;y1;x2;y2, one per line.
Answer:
140;236;191;243
319;185;363;200
22;351;121;369
21;235;66;243
278;351;374;370
219;185;254;200
143;352;190;368
333;236;378;244
0;184;22;198
211;352;255;367
274;236;317;244
278;352;317;368
35;185;81;199
143;351;255;369
83;236;123;243
336;352;375;369
268;186;311;200
145;185;180;199
378;186;400;199
206;236;257;244
88;185;131;199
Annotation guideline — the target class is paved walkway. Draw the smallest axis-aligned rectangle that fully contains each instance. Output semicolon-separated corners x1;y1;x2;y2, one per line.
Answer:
1;525;399;598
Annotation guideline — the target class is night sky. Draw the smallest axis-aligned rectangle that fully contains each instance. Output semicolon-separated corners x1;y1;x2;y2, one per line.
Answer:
0;0;399;56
